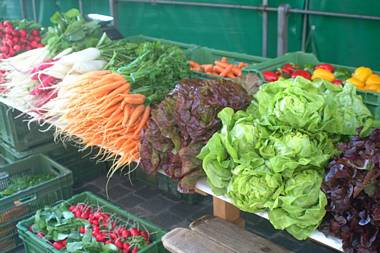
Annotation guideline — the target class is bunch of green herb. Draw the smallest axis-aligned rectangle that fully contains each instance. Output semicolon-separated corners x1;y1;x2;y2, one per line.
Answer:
0;174;54;198
42;9;102;57
113;41;190;104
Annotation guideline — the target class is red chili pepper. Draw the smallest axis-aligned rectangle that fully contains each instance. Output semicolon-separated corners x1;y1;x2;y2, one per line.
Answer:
262;71;279;82
281;63;295;76
291;69;311;80
332;79;343;85
315;63;334;73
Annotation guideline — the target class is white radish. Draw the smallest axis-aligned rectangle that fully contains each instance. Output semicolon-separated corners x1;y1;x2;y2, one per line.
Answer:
71;60;106;74
53;48;73;59
58;48;101;65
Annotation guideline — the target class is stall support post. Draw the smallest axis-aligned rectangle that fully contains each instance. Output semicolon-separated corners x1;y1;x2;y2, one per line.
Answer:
261;0;268;57
213;196;245;227
19;0;27;19
109;0;119;28
78;0;84;15
31;0;37;21
277;4;290;56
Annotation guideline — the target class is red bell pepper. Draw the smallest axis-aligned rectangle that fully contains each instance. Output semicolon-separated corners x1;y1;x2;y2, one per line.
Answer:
332;79;343;85
315;63;334;73
291;69;311;80
281;63;295;76
263;71;279;82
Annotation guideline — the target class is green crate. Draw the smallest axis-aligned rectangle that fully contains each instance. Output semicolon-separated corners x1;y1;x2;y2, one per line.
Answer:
188;46;267;80
0;154;73;252
243;51;319;73
0;141;106;187
0;232;19;253
124;34;197;51
17;191;167;253
0;102;55;152
158;173;204;205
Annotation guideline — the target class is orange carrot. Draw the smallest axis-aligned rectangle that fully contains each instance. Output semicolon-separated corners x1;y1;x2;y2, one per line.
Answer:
220;65;233;77
213;66;224;74
133;106;151;136
232;67;242;77
215;61;229;69
127;105;145;127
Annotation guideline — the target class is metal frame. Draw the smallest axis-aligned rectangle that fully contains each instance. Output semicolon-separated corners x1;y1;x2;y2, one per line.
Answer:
18;0;380;56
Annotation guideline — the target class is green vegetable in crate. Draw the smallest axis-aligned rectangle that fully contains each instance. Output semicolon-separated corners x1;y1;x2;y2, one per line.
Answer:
43;9;102;56
114;41;190;104
269;169;327;240
0;174;54;198
30;202;151;252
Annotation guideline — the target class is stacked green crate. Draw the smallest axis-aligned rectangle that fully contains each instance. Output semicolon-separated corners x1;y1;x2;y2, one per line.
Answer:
0;155;73;252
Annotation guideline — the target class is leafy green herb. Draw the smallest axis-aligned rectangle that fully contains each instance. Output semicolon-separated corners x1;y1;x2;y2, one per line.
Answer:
42;9;103;56
0;174;54;198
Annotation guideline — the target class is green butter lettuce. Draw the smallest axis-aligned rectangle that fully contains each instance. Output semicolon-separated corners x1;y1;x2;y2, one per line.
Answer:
227;164;283;212
269;169;327;240
199;76;374;240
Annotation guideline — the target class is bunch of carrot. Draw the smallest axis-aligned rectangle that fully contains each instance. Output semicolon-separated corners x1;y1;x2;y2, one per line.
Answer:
188;57;248;78
56;70;150;173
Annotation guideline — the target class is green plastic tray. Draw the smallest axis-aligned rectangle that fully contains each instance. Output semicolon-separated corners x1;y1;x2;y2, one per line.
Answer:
188;46;267;80
0;141;106;187
157;173;204;205
0;154;73;253
17;191;167;253
124;34;197;51
0;102;54;152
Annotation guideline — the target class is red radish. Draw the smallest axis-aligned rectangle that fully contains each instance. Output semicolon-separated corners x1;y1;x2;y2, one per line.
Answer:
13;45;21;51
31;29;40;36
110;232;117;240
29;226;34;232
122;230;130;238
19;29;27;37
129;228;139;236
114;238;123;249
95;233;106;242
37;232;45;238
79;227;86;234
140;231;149;242
60;240;67;246
52;241;64;250
132;247;138;253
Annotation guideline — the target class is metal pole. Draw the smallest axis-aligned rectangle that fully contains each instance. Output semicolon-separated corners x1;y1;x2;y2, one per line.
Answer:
277;4;289;56
118;0;380;21
301;0;309;51
31;0;37;21
109;0;118;27
19;0;27;19
261;0;268;57
78;0;84;15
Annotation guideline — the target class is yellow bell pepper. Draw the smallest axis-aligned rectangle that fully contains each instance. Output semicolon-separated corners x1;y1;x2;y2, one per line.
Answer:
353;67;373;83
366;74;380;86
311;69;336;82
346;77;365;89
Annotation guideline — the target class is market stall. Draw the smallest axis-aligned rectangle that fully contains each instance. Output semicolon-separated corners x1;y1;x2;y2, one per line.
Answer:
0;3;380;253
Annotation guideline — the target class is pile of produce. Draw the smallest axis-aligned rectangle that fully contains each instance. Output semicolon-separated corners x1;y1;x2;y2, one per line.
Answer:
0;19;43;59
262;63;349;85
43;9;102;56
262;62;380;94
140;78;251;191
347;66;380;92
199;77;373;239
321;129;380;252
189;57;248;78
0;174;53;198
30;202;151;252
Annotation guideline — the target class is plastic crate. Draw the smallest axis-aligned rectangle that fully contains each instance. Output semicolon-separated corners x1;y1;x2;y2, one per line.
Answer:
158;173;204;205
0;155;73;252
124;34;197;51
0;141;106;187
243;51;319;74
17;191;167;253
188;46;267;80
0;102;54;151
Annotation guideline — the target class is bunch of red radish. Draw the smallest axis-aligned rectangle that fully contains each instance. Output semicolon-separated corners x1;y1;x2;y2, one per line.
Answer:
69;204;150;253
0;69;8;93
30;59;59;110
30;203;150;252
0;20;43;59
